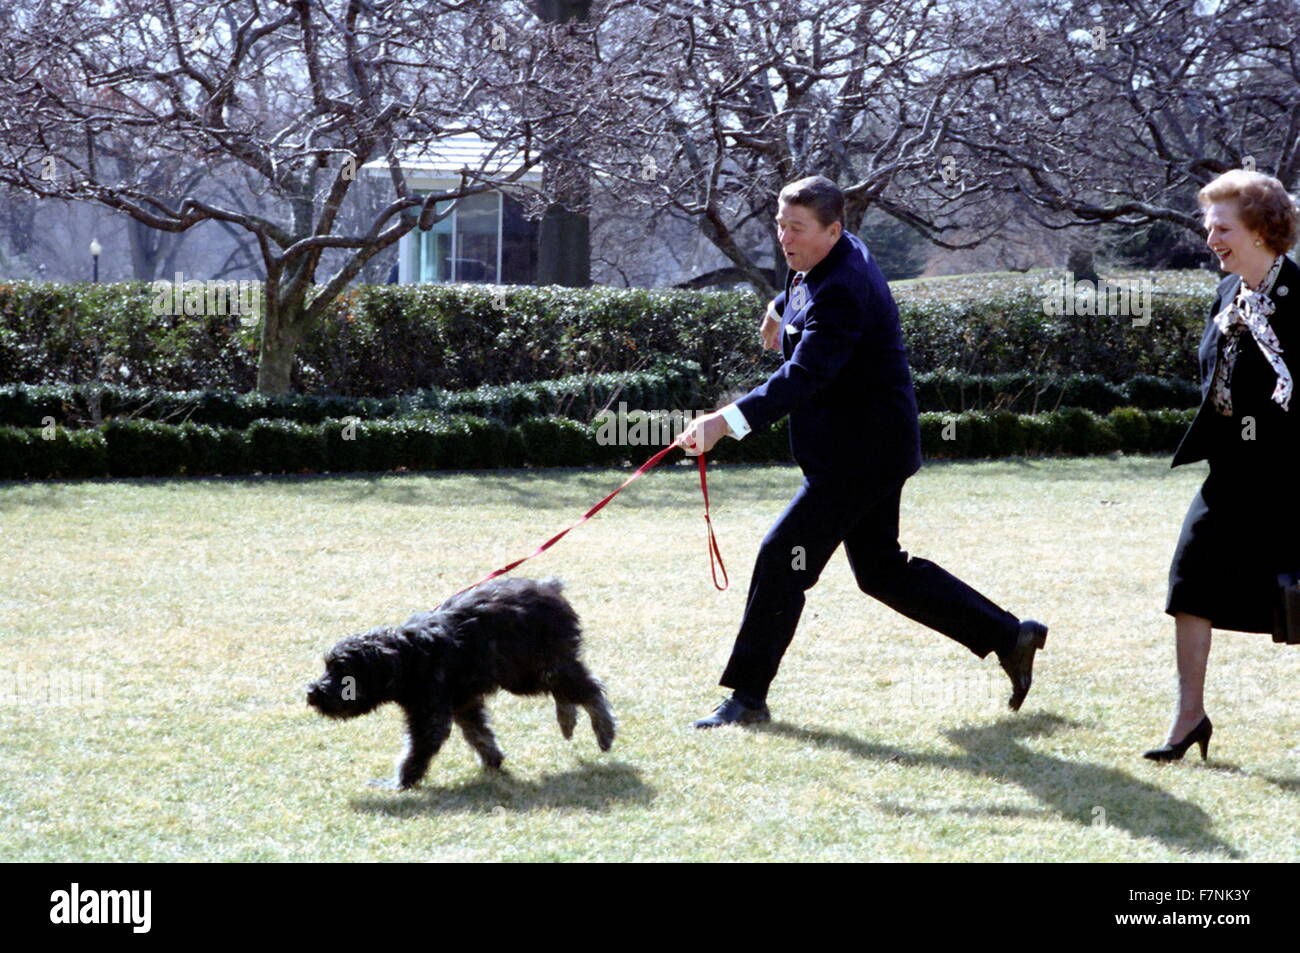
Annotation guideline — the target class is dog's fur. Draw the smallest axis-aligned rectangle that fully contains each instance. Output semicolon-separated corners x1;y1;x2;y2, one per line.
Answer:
306;576;615;789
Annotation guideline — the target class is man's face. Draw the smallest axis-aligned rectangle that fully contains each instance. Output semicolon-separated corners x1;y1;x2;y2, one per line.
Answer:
776;201;842;272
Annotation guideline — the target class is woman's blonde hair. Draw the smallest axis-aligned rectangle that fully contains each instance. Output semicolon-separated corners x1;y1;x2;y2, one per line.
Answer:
1198;169;1299;255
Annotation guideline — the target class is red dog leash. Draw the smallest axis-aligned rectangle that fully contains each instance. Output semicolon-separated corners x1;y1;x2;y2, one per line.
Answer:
437;438;728;607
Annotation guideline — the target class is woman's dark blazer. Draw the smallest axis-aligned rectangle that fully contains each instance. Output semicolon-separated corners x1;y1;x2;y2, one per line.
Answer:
1171;254;1300;469
1165;254;1300;632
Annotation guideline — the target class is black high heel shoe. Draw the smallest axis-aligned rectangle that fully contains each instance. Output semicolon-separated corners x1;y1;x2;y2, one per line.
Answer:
1143;715;1213;762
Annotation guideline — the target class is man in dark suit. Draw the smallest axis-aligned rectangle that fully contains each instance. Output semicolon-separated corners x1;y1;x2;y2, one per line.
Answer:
678;175;1049;728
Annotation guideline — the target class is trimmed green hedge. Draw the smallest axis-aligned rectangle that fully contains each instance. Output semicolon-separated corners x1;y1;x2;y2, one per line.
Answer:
896;286;1206;385
0;367;1199;433
0;359;702;430
0;408;1196;480
0;278;1211;395
917;407;1195;458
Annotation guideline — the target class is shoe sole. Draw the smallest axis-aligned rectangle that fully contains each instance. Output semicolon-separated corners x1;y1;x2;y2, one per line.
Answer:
692;713;771;729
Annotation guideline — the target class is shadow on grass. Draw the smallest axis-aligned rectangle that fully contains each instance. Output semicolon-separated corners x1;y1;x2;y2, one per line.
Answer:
1207;763;1300;794
349;760;653;817
761;712;1240;858
0;461;799;512
0;457;1191;513
1257;774;1300;792
0;464;763;510
0;480;86;511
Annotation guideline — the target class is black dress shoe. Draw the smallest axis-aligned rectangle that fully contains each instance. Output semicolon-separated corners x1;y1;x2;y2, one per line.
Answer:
997;619;1048;711
1143;715;1213;762
692;694;770;729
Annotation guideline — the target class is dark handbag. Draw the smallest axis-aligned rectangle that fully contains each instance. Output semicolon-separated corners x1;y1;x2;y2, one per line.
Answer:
1274;572;1300;644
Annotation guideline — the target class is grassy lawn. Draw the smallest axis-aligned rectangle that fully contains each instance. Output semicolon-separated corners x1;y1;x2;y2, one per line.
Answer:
2;456;1297;862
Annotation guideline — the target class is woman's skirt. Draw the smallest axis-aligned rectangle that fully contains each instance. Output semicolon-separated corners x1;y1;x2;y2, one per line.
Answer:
1166;460;1299;633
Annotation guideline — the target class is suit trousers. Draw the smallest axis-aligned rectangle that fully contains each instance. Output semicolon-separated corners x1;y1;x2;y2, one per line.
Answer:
718;474;1021;701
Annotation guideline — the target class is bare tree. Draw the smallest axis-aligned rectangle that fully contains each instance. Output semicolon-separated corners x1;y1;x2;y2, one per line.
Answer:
114;155;204;279
567;0;1300;296
944;0;1300;245
0;0;624;392
531;0;594;286
568;0;1030;298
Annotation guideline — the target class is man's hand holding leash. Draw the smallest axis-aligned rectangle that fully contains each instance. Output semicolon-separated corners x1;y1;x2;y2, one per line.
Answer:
677;413;730;456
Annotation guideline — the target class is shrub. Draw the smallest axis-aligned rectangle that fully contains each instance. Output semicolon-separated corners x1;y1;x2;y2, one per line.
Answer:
1;407;1200;479
1;276;1212;398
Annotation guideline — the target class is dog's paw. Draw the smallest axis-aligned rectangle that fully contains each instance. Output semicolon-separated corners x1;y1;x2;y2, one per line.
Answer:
556;703;578;740
367;776;410;791
592;714;616;752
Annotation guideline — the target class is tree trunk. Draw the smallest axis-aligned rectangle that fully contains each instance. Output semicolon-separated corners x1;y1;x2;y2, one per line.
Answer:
534;0;592;287
256;309;304;394
1066;242;1100;284
537;202;590;286
128;217;162;280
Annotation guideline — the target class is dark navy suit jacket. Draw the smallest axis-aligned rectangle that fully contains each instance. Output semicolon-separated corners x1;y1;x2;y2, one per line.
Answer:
734;231;922;483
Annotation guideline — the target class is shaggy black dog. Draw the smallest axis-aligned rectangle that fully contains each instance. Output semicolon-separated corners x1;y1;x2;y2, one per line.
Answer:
306;576;615;789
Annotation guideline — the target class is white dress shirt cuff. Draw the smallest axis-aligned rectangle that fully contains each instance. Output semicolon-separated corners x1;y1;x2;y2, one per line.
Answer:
719;402;751;440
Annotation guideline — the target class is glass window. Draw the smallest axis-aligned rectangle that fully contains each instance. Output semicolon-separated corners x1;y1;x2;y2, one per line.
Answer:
417;199;454;283
453;191;499;282
501;191;539;284
413;191;502;283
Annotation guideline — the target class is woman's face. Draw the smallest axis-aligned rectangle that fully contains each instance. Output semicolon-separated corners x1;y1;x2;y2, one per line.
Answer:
1204;200;1266;271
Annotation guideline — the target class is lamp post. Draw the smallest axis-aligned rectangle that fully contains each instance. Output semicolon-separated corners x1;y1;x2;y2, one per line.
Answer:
89;238;102;282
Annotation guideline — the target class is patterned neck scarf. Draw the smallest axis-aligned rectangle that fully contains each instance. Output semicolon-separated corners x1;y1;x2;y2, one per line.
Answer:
1210;253;1292;415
